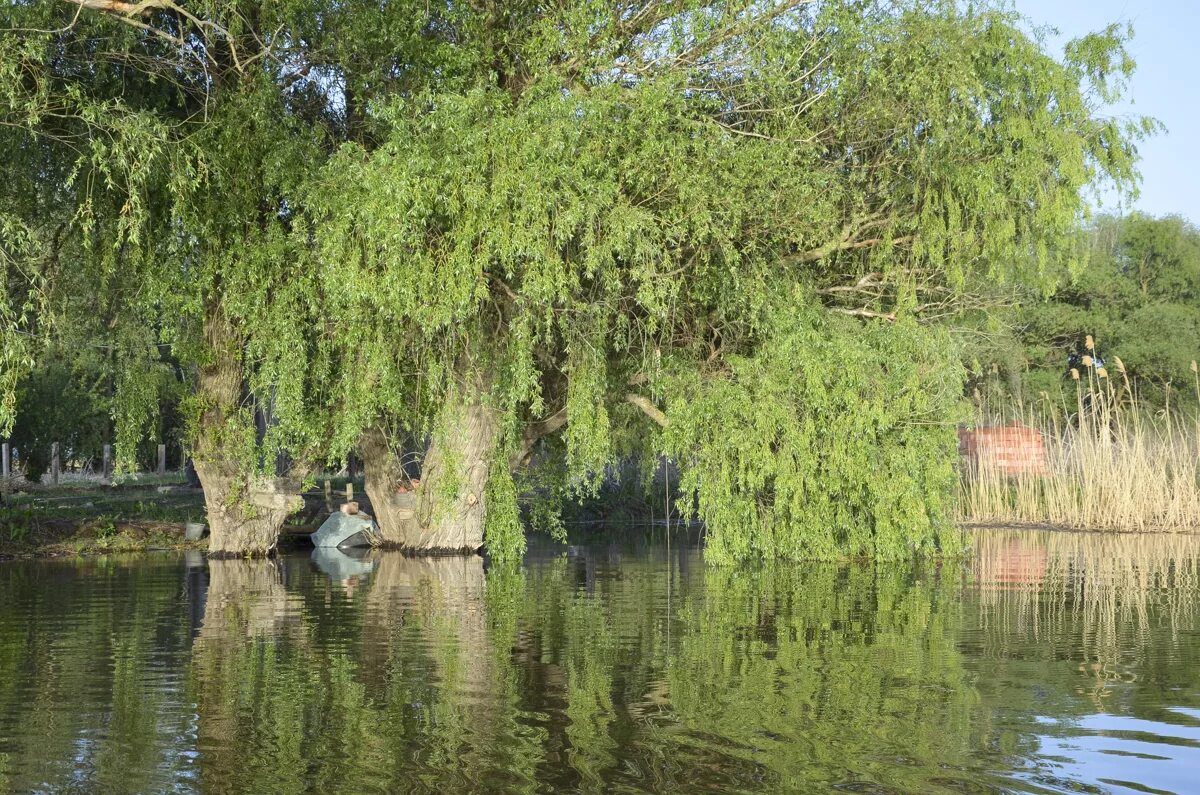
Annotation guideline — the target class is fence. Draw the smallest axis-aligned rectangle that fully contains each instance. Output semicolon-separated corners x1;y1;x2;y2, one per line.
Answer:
1;442;176;486
958;421;1047;476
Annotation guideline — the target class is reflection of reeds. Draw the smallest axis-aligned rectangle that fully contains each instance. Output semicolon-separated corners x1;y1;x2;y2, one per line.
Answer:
960;364;1200;531
972;529;1199;675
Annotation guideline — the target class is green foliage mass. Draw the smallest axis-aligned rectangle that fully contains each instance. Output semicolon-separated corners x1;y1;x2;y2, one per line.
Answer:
663;297;966;563
9;356;109;482
0;214;39;436
0;0;1147;559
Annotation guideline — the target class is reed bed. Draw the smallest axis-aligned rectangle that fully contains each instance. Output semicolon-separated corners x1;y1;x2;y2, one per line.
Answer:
959;355;1200;531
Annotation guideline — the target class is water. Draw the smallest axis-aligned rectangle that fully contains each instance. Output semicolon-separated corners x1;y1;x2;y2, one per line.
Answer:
0;529;1196;794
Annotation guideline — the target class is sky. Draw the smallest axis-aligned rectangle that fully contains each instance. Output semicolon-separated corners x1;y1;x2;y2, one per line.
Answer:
1012;0;1200;223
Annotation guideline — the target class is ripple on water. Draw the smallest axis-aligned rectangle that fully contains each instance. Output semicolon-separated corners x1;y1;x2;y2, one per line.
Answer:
0;531;1194;793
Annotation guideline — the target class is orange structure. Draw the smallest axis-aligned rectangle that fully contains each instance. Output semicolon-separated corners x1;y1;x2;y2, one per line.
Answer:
958;420;1047;475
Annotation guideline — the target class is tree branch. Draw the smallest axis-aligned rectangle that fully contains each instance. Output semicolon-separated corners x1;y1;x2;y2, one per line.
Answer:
63;0;173;13
510;406;569;469
62;0;241;70
828;307;896;321
787;234;912;266
626;393;668;428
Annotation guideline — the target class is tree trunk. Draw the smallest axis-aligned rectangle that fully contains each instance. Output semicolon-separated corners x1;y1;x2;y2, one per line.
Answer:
362;389;501;553
194;462;303;556
192;310;302;557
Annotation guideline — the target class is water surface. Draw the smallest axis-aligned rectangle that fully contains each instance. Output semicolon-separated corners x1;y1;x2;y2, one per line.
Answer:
0;529;1197;793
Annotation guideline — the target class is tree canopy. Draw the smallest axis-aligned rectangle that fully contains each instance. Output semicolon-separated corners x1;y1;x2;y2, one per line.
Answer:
0;0;1147;560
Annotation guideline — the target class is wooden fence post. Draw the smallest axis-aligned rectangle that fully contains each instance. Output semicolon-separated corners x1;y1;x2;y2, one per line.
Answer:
1;442;9;479
51;442;61;485
102;445;112;481
157;444;167;476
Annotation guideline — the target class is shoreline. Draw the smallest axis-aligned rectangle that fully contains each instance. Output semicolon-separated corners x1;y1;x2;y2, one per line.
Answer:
0;518;1196;561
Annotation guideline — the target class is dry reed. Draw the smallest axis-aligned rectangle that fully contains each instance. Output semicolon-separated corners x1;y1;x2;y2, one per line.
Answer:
959;360;1200;531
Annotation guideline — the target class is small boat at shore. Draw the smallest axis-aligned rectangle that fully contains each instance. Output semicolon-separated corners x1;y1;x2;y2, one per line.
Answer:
311;504;379;549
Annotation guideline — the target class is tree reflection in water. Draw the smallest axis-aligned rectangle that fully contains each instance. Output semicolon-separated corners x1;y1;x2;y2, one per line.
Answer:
0;534;1197;793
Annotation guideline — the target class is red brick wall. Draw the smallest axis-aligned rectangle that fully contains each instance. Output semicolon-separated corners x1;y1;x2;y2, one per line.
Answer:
958;421;1047;475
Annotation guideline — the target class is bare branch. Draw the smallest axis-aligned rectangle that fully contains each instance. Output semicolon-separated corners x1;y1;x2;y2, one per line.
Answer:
61;0;243;71
787;234;913;266
828;307;896;321
63;0;174;14
626;393;669;428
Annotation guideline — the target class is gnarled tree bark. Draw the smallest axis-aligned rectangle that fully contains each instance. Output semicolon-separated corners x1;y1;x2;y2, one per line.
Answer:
192;310;303;557
194;463;304;556
362;389;501;553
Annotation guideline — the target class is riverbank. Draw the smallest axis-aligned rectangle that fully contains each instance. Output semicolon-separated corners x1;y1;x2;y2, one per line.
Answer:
959;368;1200;532
0;478;340;558
0;518;208;558
0;479;202;556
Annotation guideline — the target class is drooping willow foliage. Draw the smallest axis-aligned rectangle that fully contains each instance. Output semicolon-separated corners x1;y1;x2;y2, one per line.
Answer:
0;0;1150;558
661;299;966;561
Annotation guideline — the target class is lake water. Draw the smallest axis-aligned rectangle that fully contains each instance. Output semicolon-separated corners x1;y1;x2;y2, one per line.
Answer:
0;529;1197;794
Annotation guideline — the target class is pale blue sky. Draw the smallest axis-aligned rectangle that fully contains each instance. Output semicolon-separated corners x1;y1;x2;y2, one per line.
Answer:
1012;0;1199;222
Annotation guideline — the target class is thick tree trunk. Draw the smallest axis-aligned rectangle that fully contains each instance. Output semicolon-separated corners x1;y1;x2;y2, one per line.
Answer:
194;463;303;556
193;310;302;556
362;389;501;553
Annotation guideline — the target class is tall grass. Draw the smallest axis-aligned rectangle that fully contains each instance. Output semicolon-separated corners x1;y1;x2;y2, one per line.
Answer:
960;356;1200;531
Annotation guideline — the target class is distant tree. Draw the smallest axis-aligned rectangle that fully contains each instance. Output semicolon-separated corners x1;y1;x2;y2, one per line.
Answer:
10;357;108;482
988;213;1200;408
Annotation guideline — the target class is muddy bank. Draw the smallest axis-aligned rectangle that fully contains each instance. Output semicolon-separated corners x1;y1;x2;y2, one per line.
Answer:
0;518;208;559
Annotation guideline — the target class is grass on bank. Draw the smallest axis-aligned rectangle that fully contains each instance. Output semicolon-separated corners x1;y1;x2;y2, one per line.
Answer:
0;483;207;557
0;517;208;558
0;474;359;557
960;355;1200;531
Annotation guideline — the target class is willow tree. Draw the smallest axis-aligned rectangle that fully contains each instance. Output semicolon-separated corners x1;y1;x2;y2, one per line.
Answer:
2;0;1146;560
0;0;452;552
310;1;1147;561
